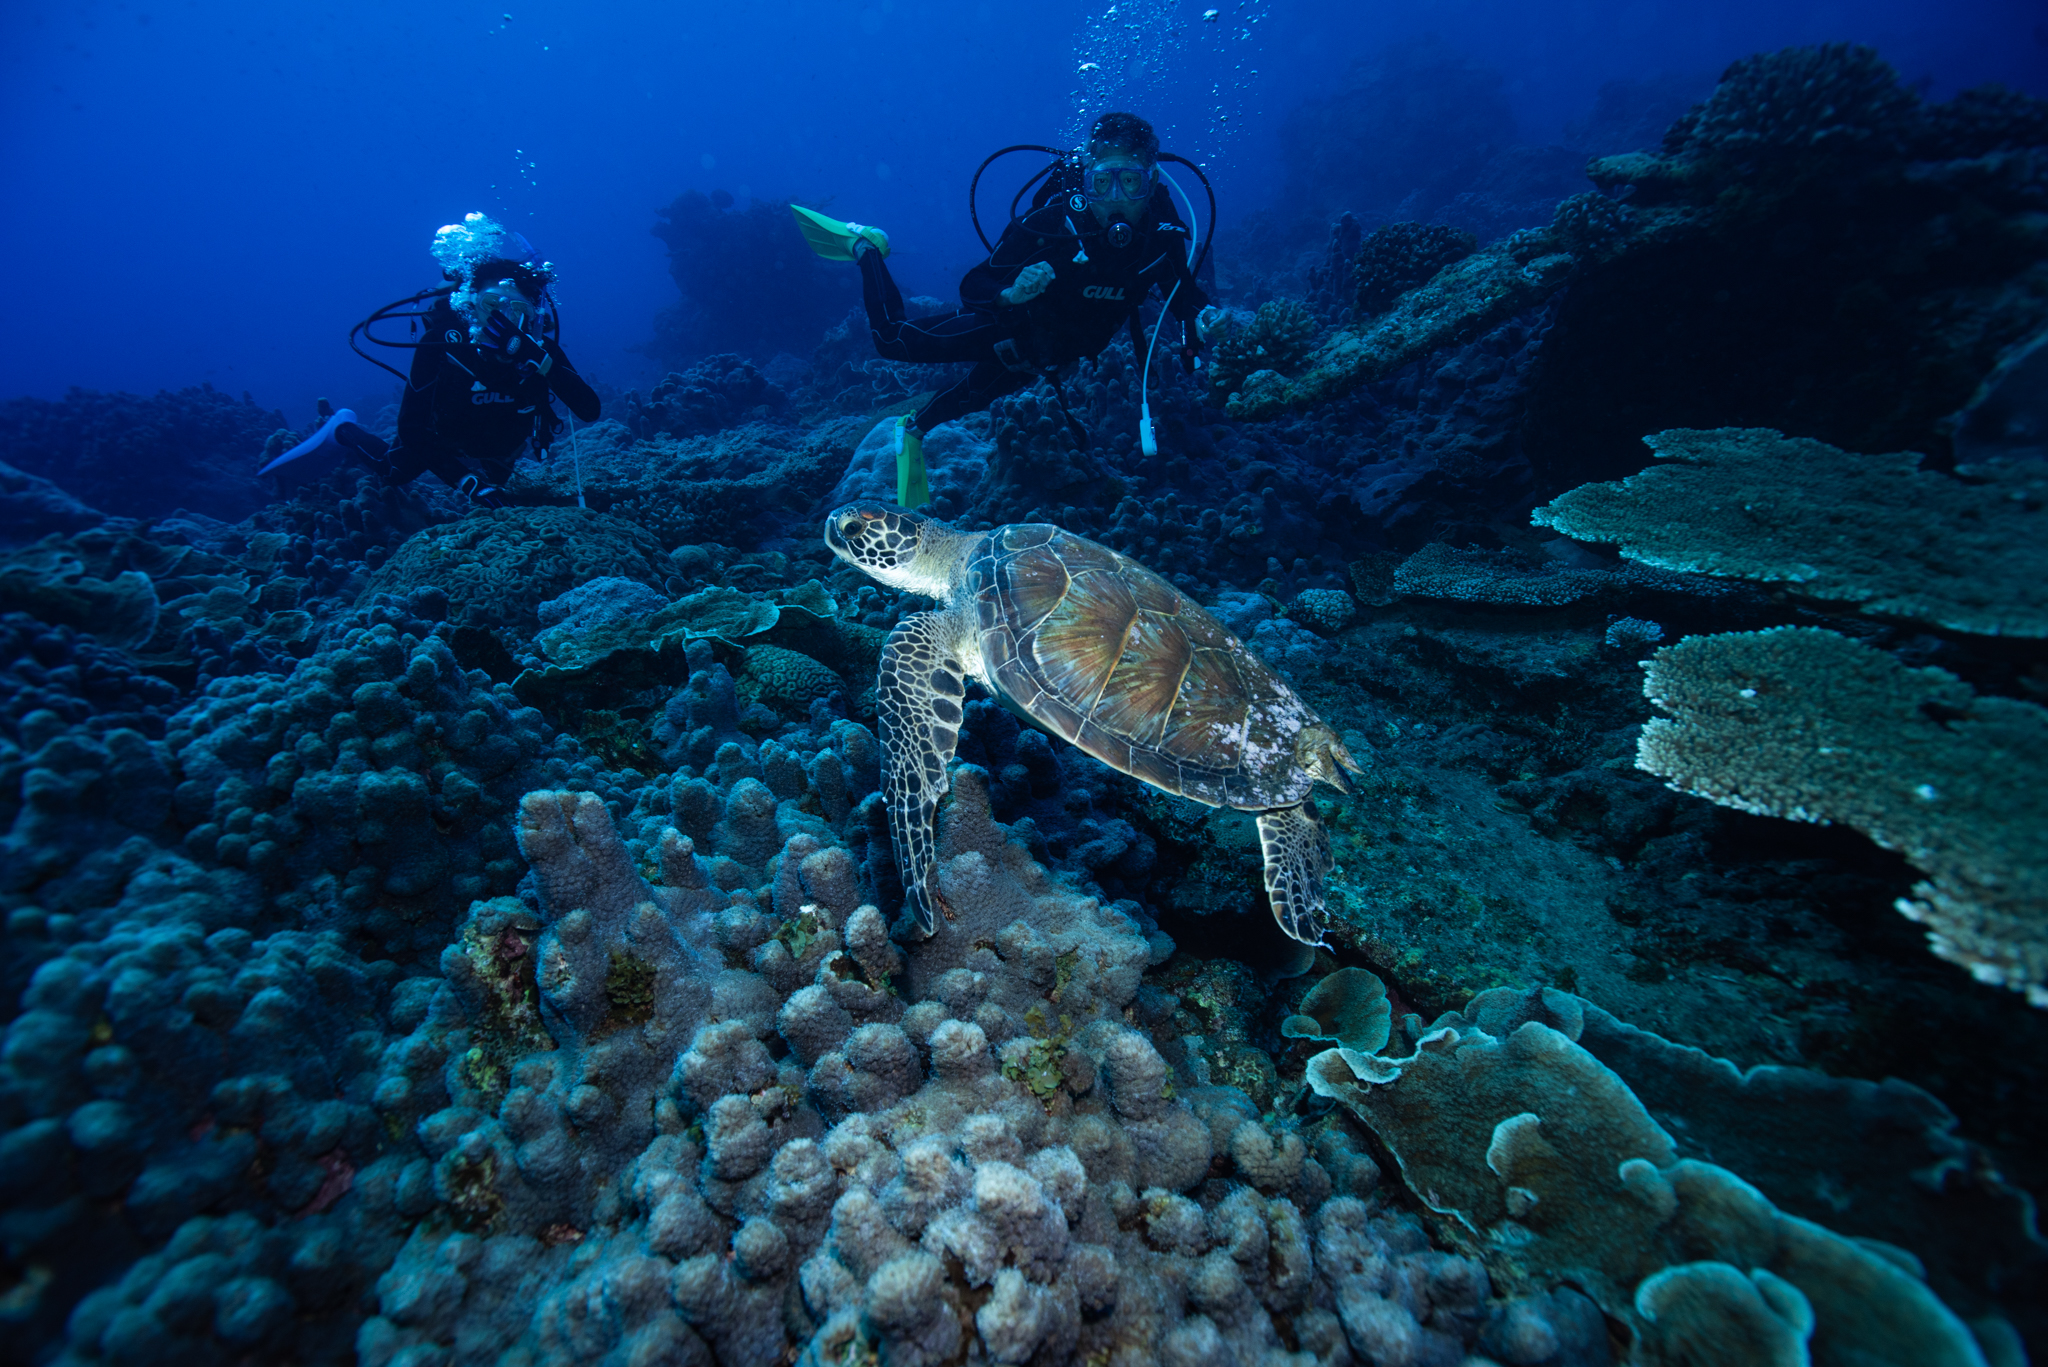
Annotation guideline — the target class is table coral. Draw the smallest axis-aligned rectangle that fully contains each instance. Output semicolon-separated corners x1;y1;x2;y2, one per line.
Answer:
1392;541;1735;609
1534;428;2048;638
1636;627;2048;1005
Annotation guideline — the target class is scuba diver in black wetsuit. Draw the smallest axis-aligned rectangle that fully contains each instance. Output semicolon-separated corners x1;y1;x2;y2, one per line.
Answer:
269;213;601;508
793;112;1212;507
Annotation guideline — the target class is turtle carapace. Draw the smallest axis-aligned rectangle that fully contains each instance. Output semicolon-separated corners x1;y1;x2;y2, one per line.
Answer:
824;503;1363;946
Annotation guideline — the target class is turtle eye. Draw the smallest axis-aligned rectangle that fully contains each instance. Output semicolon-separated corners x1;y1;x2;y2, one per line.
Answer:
837;514;862;539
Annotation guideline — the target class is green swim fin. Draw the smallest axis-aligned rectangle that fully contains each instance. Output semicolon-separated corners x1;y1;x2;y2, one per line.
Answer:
895;416;930;509
791;205;890;262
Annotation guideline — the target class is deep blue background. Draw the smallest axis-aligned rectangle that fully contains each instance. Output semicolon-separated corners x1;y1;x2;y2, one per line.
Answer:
3;0;2042;427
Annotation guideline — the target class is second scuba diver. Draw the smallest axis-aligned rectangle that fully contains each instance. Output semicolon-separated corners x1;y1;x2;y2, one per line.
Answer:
792;112;1209;507
265;213;600;509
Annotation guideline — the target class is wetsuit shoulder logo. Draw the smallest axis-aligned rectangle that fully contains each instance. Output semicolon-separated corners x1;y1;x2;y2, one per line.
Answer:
446;330;463;343
1081;285;1127;301
1068;193;1089;213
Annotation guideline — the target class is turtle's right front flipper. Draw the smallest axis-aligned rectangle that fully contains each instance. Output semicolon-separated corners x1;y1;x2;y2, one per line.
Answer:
878;611;969;934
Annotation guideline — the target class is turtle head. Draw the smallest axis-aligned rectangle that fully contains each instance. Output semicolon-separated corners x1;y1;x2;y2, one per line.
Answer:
824;503;948;593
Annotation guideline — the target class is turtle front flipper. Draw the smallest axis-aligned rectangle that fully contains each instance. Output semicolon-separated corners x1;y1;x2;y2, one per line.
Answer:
879;611;970;935
1257;804;1334;947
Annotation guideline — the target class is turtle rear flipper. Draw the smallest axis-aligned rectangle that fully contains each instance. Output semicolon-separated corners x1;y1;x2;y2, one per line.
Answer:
879;611;970;935
1258;803;1334;947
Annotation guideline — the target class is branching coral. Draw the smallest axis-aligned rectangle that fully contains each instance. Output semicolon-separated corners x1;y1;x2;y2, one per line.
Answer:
1533;428;2048;637
1205;299;1321;405
1637;627;2048;1005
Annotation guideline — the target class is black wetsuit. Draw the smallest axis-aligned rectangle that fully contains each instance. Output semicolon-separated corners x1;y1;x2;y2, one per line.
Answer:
861;184;1209;432
383;299;601;490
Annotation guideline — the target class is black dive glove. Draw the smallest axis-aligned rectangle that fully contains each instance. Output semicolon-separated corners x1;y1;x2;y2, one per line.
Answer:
480;311;555;378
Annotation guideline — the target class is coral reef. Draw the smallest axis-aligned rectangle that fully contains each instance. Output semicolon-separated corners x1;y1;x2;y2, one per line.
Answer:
0;614;181;743
1233;44;2048;465
1352;222;1479;317
1637;627;2048;1005
1953;328;2048;465
640;355;787;439
1306;981;1998;1365
1205;299;1321;406
1227;222;1575;421
0;541;159;652
510;415;873;550
0;384;288;524
150;593;631;963
5;34;2048;1367
347;763;1511;1366
362;507;673;642
1534;428;2048;637
0;461;105;548
1390;542;1737;609
1526;49;2048;488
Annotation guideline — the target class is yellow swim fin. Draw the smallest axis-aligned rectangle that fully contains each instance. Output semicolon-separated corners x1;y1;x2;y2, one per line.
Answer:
894;416;930;509
790;204;890;262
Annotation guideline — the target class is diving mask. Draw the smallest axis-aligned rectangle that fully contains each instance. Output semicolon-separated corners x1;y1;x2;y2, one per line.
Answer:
1084;159;1156;204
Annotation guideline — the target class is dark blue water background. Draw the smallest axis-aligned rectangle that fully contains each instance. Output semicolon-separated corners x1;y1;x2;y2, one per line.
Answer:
3;0;2042;421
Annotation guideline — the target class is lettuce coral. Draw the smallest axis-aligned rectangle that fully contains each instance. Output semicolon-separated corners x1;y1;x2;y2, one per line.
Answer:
1306;984;1991;1366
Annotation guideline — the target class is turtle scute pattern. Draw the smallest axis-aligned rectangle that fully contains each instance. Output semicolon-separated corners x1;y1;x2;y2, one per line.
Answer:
970;524;1318;810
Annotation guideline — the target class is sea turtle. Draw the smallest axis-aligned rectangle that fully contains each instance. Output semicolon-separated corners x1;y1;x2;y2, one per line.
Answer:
824;503;1364;945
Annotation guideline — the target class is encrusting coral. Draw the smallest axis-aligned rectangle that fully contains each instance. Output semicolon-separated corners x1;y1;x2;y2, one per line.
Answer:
1636;627;2048;1006
363;507;673;641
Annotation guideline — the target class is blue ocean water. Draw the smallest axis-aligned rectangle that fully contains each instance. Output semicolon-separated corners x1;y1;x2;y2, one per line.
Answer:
1;1;2045;1364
